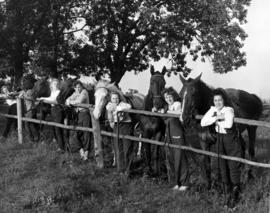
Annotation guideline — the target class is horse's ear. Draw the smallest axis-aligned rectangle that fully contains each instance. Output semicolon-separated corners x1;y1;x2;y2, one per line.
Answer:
150;65;155;75
194;73;202;83
161;66;167;75
179;74;186;84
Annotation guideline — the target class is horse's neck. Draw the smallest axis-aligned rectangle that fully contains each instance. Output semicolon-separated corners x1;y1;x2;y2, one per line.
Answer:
143;93;154;111
196;82;213;115
88;89;95;105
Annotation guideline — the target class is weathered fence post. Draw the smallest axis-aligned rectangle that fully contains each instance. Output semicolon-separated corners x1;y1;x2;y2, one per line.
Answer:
90;110;104;168
16;97;23;144
115;113;121;172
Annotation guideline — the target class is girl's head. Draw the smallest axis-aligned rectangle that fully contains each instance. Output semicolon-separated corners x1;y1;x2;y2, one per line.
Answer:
162;87;180;106
110;92;120;105
74;81;84;93
1;85;9;94
50;79;60;91
212;88;229;110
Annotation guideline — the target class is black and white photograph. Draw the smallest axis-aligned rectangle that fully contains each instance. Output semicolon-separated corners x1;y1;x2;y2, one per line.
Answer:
0;0;269;212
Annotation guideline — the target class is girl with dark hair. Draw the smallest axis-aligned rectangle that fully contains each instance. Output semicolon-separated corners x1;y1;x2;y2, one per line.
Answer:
66;81;91;160
201;88;241;209
161;87;189;191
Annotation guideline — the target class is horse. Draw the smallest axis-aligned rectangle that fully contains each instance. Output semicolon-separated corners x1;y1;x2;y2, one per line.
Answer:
92;79;144;169
138;66;167;175
179;73;263;186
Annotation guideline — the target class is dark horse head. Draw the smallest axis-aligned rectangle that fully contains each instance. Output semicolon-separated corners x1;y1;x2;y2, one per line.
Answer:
21;74;37;91
179;73;213;127
56;78;76;104
144;65;167;111
31;77;51;99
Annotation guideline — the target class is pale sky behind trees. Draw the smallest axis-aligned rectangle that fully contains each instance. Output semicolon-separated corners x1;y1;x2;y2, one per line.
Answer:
120;0;270;99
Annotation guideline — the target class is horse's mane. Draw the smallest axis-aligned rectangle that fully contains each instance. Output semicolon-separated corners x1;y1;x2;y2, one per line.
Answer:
95;80;126;102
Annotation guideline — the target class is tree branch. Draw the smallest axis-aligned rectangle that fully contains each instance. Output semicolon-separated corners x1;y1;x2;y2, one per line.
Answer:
63;23;87;34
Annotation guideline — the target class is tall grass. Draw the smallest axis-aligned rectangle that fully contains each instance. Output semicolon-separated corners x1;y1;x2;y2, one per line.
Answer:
0;130;269;213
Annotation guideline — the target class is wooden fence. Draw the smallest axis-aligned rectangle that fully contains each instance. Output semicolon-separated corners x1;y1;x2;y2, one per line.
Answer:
1;98;270;171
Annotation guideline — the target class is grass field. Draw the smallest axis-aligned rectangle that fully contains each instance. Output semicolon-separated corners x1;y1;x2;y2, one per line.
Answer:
0;106;270;213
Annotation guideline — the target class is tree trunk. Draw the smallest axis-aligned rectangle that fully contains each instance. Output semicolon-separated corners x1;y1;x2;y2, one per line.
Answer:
14;58;24;89
110;64;125;85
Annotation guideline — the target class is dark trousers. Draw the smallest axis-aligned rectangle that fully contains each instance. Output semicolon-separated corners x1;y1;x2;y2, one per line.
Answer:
100;123;114;166
215;132;242;185
166;118;189;186
113;122;134;172
76;110;91;151
25;109;40;142
51;106;65;150
2;104;17;138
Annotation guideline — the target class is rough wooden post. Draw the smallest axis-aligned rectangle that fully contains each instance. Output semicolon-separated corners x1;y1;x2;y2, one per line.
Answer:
16;97;23;144
90;110;104;168
115;113;121;172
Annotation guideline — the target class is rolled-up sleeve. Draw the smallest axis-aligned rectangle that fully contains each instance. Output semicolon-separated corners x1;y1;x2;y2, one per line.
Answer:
217;107;234;129
42;90;60;102
201;107;217;127
116;102;131;111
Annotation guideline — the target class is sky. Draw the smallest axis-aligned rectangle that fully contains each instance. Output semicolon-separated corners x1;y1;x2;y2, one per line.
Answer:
119;0;270;99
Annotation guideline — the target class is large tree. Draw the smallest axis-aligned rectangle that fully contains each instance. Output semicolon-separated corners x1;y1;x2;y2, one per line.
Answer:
0;0;50;85
31;0;91;78
81;0;250;84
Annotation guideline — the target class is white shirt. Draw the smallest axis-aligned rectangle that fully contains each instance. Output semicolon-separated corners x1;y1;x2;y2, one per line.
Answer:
167;101;182;114
106;101;132;123
41;89;60;104
6;99;17;106
201;106;234;134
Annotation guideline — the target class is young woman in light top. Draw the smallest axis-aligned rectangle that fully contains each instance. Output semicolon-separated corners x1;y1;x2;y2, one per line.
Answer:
106;92;133;173
201;88;241;209
37;79;65;153
37;79;60;103
161;87;190;192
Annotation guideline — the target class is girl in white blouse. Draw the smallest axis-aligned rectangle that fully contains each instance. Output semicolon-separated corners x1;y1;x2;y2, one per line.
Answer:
201;88;241;209
37;79;65;153
37;79;60;104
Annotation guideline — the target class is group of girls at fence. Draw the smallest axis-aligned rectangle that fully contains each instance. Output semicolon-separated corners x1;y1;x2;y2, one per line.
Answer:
0;80;242;209
37;79;91;160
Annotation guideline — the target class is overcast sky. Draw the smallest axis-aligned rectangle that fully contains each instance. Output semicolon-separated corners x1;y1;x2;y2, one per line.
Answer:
120;0;270;99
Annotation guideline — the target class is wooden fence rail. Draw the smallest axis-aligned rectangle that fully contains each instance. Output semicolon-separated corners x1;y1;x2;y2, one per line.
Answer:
0;98;270;170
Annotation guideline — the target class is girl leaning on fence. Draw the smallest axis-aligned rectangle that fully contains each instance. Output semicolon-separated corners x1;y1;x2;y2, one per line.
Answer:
66;81;91;161
201;88;242;210
37;79;63;153
106;91;134;173
18;83;41;143
160;87;190;192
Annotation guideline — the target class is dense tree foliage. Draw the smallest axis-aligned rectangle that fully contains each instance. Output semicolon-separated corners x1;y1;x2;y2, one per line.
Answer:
0;0;50;85
83;0;250;83
0;0;251;85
